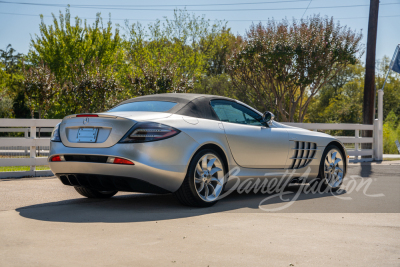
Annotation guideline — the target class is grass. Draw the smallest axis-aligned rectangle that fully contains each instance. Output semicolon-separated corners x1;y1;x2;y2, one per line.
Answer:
0;165;50;172
383;158;400;161
0;155;30;158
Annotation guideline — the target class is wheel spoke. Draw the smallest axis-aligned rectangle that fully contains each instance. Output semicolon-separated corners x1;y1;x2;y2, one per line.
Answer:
211;177;222;186
209;167;221;176
207;158;217;171
202;155;208;171
322;149;344;188
333;158;342;166
197;181;204;192
331;152;337;162
196;162;203;176
209;184;217;197
193;153;224;201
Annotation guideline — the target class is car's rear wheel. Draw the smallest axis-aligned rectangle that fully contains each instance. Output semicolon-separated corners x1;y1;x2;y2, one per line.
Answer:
316;144;345;191
174;149;226;207
74;186;118;198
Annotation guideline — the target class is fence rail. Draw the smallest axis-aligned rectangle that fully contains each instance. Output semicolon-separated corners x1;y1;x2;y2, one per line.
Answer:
0;117;383;178
0;119;61;178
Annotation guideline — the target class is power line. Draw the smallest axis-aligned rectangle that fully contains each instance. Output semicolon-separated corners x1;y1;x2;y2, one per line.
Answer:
0;11;399;21
301;0;312;19
0;1;398;11
0;0;313;7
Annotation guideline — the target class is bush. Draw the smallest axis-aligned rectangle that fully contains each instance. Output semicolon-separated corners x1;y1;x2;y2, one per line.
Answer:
383;110;400;154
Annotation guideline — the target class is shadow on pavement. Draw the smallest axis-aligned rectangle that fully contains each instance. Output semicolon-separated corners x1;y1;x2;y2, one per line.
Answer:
359;162;373;177
16;185;347;223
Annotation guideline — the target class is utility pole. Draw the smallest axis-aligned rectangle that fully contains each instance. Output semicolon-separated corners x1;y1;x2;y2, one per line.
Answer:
362;0;379;151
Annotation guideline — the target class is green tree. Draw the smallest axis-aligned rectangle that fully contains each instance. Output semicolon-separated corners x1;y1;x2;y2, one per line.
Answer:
305;62;364;124
0;44;23;75
28;8;124;116
0;44;27;118
376;56;400;121
382;111;400;154
66;59;122;114
0;62;14;118
227;15;363;122
124;9;231;95
23;62;61;119
194;73;232;96
29;8;123;82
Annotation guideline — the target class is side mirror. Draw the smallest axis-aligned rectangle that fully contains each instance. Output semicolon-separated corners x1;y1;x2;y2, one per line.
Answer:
262;111;275;126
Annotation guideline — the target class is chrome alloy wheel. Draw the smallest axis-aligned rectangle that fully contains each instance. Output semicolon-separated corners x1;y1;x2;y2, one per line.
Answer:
324;149;344;188
194;153;224;202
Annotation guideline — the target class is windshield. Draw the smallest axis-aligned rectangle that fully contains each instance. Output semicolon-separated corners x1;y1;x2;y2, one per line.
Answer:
108;101;177;113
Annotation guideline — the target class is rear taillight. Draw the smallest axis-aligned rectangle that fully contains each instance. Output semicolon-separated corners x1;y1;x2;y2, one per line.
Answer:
51;155;61;162
50;123;61;142
76;114;99;117
107;157;134;165
119;122;180;143
50;155;65;162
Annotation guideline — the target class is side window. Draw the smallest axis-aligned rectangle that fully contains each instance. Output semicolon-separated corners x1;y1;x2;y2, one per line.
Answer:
210;100;264;126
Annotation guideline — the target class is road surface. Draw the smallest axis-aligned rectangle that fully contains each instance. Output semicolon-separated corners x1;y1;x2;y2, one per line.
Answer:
0;161;399;266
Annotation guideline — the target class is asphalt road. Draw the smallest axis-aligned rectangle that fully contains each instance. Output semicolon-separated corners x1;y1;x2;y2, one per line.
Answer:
0;161;399;266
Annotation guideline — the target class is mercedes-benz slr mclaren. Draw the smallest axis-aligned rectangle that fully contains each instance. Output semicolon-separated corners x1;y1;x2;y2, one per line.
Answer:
49;93;348;207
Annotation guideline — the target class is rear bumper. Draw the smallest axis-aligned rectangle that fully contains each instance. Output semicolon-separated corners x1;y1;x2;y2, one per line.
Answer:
49;132;199;192
57;173;170;194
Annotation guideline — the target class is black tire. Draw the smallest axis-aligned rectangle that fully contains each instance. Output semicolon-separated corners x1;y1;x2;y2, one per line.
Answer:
74;186;118;199
315;144;346;192
174;149;226;207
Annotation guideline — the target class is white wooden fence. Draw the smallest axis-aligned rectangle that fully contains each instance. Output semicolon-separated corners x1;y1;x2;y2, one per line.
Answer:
0;119;61;178
0;116;383;178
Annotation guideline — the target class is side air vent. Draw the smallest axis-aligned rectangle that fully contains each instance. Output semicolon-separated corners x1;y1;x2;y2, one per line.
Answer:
289;141;317;169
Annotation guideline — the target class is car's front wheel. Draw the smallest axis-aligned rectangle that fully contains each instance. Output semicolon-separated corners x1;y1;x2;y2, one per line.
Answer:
175;149;226;207
316;144;345;191
74;186;118;199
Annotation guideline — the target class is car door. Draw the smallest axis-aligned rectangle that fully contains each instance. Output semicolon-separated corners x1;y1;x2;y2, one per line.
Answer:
210;100;289;169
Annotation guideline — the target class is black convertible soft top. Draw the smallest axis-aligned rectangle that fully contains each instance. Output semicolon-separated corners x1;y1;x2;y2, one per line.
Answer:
117;93;238;120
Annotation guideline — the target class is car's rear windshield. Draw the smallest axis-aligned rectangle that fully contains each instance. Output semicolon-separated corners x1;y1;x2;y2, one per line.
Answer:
108;101;177;113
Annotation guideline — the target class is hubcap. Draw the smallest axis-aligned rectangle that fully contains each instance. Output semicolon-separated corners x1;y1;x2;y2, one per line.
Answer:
324;149;344;188
194;154;224;202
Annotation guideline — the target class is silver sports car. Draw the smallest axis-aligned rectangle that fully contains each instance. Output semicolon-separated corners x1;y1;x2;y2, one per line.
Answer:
49;93;347;207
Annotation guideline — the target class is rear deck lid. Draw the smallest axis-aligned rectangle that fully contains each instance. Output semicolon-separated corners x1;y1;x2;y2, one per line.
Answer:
60;114;135;148
60;112;173;148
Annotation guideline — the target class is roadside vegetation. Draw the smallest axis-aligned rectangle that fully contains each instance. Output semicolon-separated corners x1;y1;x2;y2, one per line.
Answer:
0;165;50;172
0;9;399;153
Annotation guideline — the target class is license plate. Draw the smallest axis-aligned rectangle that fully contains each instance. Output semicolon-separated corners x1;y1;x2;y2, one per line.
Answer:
77;128;99;143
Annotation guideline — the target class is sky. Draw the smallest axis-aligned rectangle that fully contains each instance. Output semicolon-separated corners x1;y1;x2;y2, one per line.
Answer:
0;0;399;62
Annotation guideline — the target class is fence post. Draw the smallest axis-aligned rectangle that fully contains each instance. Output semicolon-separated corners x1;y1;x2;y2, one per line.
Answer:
377;89;384;161
373;119;379;160
30;125;36;172
355;129;359;161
